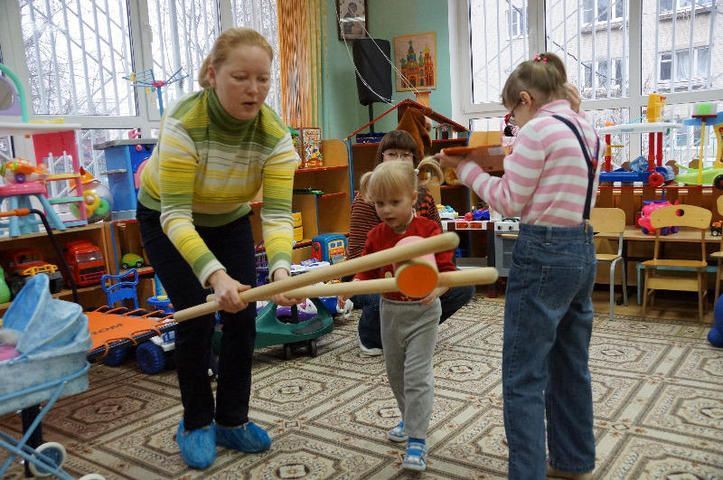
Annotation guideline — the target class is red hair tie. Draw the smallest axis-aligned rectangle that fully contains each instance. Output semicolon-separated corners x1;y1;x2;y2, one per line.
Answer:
533;54;548;64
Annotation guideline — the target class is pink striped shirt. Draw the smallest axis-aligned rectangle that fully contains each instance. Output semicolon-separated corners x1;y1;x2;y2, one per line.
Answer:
457;100;602;226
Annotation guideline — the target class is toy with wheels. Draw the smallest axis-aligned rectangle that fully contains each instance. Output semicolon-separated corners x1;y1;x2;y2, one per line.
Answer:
256;298;332;359
709;296;723;347
69;168;112;223
637;199;679;235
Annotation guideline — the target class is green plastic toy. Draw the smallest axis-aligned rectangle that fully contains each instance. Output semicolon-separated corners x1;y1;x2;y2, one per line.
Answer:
0;266;10;304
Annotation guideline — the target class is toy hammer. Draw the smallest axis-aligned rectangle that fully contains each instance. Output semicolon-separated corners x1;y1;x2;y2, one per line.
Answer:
173;232;498;322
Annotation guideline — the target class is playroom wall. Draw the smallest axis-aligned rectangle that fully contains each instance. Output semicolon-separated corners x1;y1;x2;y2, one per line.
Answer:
321;0;455;140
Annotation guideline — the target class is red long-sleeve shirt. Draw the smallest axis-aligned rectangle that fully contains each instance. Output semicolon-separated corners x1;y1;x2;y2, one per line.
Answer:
355;216;456;301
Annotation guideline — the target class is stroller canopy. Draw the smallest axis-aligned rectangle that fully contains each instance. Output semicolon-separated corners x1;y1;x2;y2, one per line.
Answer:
3;274;89;357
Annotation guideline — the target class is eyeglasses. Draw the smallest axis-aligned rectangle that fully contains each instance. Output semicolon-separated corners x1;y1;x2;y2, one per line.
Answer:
382;151;414;160
508;99;523;126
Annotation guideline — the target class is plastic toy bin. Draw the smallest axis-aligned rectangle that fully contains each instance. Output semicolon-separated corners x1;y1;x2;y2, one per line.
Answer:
94;139;157;221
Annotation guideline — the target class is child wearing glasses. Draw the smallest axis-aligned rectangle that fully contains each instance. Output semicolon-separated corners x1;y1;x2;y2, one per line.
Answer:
347;130;474;356
436;52;598;480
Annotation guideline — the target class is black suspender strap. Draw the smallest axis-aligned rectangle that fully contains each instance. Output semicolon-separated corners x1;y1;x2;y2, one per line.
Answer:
552;114;599;221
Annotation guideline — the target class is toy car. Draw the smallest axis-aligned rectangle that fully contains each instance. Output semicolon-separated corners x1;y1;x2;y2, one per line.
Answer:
674;165;723;188
121;252;144;269
64;240;107;287
4;248;64;296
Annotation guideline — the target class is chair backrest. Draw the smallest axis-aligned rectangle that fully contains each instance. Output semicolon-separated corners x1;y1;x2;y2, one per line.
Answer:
650;204;711;230
649;204;711;262
590;207;626;256
100;269;139;309
717;195;723;215
590;207;626;234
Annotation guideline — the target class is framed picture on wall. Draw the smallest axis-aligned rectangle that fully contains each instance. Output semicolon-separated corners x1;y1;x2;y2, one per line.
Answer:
393;32;437;92
336;0;368;41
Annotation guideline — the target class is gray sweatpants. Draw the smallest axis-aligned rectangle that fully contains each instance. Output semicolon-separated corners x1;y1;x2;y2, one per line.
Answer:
380;297;441;440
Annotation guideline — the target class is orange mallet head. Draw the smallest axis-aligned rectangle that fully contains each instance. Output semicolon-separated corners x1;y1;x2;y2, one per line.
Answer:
394;236;439;298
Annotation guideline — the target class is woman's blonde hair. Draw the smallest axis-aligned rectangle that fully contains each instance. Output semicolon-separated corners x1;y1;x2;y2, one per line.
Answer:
501;52;567;109
198;27;273;89
359;161;418;203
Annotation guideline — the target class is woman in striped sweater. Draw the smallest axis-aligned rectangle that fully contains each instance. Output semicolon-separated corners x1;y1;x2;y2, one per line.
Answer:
137;28;299;470
436;53;598;480
348;130;474;356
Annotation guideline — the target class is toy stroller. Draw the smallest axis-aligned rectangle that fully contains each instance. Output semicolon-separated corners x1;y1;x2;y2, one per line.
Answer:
0;274;103;479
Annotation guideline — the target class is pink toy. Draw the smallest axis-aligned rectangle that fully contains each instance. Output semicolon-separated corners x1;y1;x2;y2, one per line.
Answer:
637;200;679;235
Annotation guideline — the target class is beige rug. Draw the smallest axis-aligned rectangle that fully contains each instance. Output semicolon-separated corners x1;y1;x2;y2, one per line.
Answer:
1;297;722;479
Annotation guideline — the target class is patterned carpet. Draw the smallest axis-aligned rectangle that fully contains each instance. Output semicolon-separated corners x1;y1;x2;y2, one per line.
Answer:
1;296;722;479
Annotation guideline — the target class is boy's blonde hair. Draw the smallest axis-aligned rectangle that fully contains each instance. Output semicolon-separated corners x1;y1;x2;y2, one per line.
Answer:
359;161;418;203
198;28;274;89
501;52;567;109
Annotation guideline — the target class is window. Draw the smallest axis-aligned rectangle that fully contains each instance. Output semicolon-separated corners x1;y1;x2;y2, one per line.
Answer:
660;0;713;12
657;47;711;90
18;0;135;117
147;0;221;114
506;6;527;38
452;0;721;168
585;58;623;91
469;0;529;105
583;0;624;24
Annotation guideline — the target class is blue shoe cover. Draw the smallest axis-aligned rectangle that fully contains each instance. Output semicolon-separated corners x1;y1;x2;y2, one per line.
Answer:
176;420;216;469
216;421;271;453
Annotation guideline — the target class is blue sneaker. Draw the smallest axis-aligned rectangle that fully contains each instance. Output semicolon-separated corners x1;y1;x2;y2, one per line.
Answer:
176;420;216;469
216;421;271;453
387;421;408;442
402;439;427;472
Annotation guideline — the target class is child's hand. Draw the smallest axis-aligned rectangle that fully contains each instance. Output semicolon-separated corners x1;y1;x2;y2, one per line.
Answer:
565;83;581;113
434;152;464;169
270;269;304;306
418;286;448;305
337;294;349;310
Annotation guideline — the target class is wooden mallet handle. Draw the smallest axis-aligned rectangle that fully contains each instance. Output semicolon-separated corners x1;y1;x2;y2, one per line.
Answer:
204;268;498;303
173;232;460;322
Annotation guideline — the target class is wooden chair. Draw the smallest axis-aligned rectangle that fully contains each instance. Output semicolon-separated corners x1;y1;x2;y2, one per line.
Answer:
641;204;712;322
590;208;628;320
710;196;723;302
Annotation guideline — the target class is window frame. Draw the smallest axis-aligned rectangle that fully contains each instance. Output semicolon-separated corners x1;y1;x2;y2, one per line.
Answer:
0;0;279;135
449;0;723;141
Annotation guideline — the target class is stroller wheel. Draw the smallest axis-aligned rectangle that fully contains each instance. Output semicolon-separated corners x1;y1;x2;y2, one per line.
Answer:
283;343;293;360
28;441;66;477
79;474;106;480
309;339;318;357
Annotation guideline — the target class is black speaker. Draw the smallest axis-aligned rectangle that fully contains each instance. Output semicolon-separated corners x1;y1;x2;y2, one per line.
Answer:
352;38;392;106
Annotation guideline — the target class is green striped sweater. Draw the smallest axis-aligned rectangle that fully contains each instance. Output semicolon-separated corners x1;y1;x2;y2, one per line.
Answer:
138;89;299;287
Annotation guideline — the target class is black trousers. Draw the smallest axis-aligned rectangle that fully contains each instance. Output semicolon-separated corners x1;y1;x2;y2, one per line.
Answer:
137;203;256;430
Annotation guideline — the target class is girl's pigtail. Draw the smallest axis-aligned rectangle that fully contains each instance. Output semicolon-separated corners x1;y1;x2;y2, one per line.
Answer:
359;171;374;202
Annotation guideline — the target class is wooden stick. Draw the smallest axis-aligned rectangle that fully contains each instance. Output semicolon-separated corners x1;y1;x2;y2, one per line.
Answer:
205;268;498;304
173;232;460;322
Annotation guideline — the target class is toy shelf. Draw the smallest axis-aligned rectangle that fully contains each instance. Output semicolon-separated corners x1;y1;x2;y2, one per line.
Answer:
247;139;351;256
0;122;82;135
0;222;111;316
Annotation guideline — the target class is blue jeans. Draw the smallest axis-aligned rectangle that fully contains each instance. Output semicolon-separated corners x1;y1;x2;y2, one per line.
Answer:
355;284;475;349
503;224;596;479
